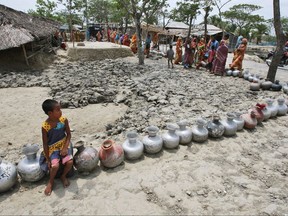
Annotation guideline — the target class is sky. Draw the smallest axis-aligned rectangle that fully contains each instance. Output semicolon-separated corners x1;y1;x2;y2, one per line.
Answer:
1;0;288;24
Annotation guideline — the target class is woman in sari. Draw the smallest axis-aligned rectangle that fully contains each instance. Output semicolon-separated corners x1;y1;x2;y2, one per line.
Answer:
183;37;193;68
195;38;206;69
123;33;130;47
152;33;159;49
96;31;101;42
174;37;182;64
212;40;229;76
110;30;116;43
230;38;247;71
130;33;137;54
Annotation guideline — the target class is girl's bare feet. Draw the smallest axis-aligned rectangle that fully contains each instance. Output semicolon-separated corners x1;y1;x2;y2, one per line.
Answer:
44;181;53;196
60;175;70;188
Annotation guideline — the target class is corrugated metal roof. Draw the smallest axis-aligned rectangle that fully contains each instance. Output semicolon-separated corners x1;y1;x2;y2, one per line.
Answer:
166;21;189;29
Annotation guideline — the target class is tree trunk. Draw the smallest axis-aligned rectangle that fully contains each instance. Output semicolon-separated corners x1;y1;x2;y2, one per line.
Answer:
220;13;225;39
124;14;128;34
204;6;209;47
266;0;286;82
187;16;193;38
69;0;74;47
135;14;144;65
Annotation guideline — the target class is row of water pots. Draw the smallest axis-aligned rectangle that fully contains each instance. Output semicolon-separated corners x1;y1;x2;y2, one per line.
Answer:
226;69;285;92
0;140;124;193
1;98;287;193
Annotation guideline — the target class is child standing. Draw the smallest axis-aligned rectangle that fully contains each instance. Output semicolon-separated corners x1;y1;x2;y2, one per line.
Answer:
40;99;73;196
167;44;175;68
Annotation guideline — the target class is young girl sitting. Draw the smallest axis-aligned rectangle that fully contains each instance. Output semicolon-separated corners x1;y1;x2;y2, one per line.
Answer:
39;99;73;196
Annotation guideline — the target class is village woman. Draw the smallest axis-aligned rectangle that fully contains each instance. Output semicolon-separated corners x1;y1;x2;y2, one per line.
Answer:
174;37;183;64
195;38;206;69
97;31;102;42
230;38;248;71
130;33;137;54
110;30;116;43
152;33;159;49
183;37;193;68
123;33;130;47
212;40;229;76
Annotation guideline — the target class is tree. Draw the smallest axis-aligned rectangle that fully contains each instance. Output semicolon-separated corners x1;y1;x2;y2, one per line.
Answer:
116;0;168;65
200;0;213;44
212;0;231;37
108;0;134;33
170;0;200;37
268;17;288;35
143;0;168;26
58;0;84;30
266;0;287;82
159;8;171;29
253;23;269;44
223;4;263;36
28;0;58;20
88;0;112;23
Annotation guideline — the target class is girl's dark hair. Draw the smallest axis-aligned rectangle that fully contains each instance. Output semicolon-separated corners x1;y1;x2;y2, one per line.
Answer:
42;99;58;115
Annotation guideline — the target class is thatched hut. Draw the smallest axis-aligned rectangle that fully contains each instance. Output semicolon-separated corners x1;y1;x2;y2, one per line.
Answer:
0;4;60;68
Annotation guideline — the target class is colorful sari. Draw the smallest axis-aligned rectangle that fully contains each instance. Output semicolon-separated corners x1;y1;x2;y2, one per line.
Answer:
130;33;137;54
123;34;130;46
230;38;247;70
152;33;159;48
174;38;182;64
97;31;101;42
196;39;206;69
110;31;116;43
212;40;228;75
183;38;193;68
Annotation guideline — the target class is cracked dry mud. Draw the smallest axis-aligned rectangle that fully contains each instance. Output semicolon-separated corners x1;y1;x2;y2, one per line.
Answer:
0;56;287;215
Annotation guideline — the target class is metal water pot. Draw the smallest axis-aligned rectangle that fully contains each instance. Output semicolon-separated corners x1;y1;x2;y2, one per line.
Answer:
17;144;45;182
0;158;17;193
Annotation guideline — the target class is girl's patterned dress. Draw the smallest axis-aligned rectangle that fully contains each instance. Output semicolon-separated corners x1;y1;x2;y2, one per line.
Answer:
39;116;73;172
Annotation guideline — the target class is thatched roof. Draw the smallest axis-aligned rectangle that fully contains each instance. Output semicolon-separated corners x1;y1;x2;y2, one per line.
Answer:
141;23;164;33
0;4;61;51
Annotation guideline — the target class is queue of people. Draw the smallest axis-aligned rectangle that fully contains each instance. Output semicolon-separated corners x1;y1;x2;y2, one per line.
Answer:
172;34;248;75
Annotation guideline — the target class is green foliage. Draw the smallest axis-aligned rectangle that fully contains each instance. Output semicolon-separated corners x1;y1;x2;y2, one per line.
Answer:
268;17;288;34
223;4;265;37
109;0;132;24
28;0;84;24
281;17;288;33
142;0;168;25
207;14;222;27
88;0;112;23
170;0;200;24
57;0;84;12
28;0;58;19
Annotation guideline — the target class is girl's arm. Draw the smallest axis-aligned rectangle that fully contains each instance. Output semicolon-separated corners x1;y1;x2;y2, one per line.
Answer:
64;118;71;149
42;127;50;167
60;118;71;156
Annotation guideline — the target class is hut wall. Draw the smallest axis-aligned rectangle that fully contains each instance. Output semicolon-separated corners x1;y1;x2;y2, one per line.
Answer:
0;47;28;70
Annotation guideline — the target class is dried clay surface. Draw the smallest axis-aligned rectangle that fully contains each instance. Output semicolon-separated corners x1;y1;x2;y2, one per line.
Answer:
0;53;287;215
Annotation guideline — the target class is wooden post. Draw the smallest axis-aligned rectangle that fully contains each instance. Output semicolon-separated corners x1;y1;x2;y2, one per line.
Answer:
22;44;29;66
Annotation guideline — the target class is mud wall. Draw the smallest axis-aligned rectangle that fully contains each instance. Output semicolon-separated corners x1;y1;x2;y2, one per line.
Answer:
67;47;134;61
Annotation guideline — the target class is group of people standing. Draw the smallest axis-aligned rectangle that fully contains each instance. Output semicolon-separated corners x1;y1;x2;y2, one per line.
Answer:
174;34;248;75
